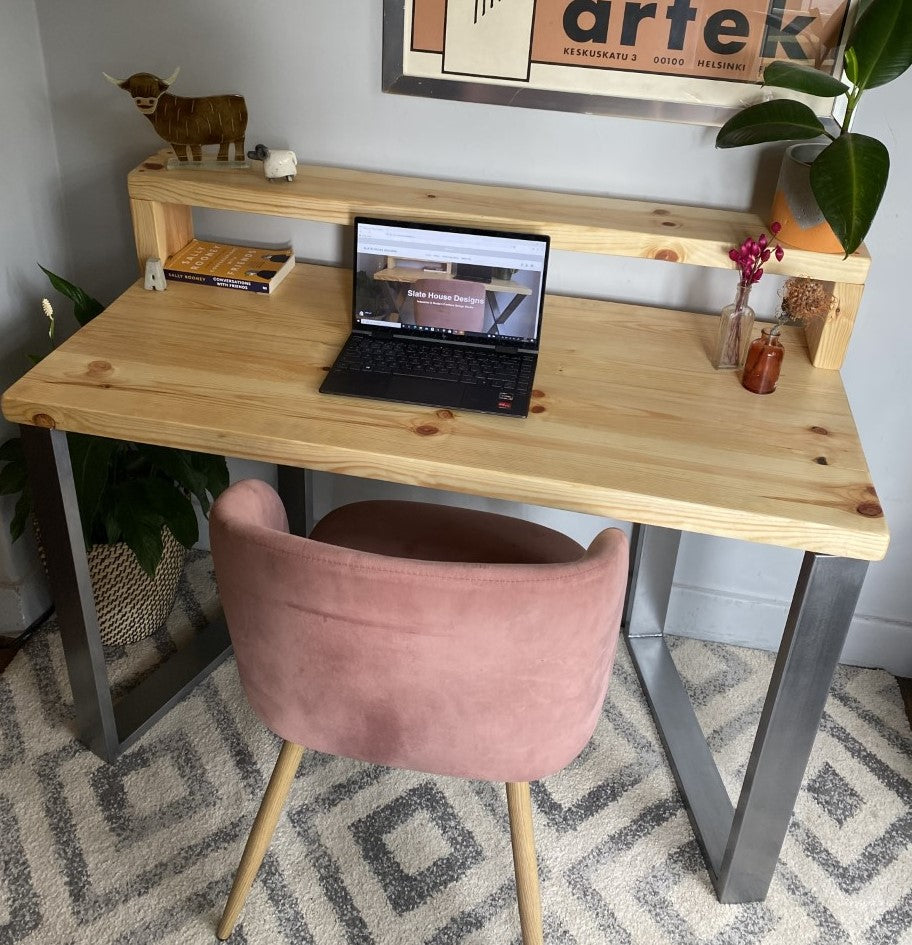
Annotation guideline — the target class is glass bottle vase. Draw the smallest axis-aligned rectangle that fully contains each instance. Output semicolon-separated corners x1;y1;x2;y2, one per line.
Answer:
741;327;784;394
712;282;755;370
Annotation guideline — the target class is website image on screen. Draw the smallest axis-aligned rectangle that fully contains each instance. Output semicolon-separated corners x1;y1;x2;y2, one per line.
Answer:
353;220;548;345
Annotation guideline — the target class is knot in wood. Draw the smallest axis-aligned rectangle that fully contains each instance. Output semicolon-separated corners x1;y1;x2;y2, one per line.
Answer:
435;409;454;420
655;248;679;262
856;501;883;518
32;413;56;428
810;426;829;435
415;424;439;436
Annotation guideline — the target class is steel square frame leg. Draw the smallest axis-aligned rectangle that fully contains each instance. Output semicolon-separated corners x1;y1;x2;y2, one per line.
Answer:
623;523;868;903
20;425;234;762
277;465;315;536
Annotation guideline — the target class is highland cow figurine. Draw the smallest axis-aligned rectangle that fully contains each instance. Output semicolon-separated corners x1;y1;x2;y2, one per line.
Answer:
103;67;247;164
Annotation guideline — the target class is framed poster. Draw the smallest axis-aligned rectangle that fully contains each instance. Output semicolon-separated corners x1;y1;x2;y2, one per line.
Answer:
383;0;860;126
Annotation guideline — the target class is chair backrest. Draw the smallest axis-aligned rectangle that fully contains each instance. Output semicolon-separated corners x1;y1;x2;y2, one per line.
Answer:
210;479;629;783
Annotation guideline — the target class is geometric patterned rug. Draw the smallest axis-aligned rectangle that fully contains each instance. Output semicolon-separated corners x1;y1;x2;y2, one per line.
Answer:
1;551;910;945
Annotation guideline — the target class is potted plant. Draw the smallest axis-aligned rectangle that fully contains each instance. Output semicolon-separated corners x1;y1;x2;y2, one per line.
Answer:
0;267;228;644
715;0;912;255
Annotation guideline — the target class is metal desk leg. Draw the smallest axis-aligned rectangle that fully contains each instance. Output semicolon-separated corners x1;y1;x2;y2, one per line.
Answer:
623;523;868;902
277;465;314;536
716;551;867;901
21;426;119;760
20;426;232;762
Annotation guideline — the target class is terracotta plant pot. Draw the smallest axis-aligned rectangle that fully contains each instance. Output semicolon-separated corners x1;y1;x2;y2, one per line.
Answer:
770;143;843;255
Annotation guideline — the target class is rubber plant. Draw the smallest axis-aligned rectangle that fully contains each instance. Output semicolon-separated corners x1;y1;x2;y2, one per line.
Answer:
715;0;912;255
0;266;228;576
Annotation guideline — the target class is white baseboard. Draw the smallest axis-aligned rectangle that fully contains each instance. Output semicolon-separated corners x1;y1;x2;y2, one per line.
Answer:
0;571;51;636
666;584;912;677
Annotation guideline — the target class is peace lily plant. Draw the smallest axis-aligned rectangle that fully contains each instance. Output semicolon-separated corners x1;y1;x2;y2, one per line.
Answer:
715;0;912;256
0;267;228;576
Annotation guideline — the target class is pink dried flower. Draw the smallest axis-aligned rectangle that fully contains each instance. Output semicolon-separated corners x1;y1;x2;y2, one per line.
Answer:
728;223;785;286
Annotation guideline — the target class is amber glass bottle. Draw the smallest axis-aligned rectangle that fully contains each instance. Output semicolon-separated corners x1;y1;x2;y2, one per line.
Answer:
741;328;784;394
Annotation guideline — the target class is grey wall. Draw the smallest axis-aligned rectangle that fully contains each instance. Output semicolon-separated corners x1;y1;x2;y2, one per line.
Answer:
0;0;71;633
2;1;908;672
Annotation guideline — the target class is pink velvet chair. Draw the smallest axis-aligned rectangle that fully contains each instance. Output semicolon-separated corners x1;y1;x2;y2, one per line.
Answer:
209;478;628;943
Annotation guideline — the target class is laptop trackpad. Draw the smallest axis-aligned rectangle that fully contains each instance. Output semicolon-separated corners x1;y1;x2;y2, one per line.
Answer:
321;370;391;398
387;376;464;409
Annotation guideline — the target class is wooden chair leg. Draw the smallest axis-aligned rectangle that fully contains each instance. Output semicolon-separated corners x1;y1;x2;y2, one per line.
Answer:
217;740;305;940
506;781;544;945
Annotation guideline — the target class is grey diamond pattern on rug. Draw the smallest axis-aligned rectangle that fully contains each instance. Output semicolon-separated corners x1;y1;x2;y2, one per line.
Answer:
1;550;910;945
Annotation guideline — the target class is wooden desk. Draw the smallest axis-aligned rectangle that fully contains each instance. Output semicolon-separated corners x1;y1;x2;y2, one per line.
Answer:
4;265;885;555
2;264;887;904
2;147;889;904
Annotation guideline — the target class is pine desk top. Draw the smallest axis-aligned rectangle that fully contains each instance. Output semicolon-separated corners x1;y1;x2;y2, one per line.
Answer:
1;262;888;561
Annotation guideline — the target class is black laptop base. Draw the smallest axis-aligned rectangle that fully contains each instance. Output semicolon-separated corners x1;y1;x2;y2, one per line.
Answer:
320;336;536;418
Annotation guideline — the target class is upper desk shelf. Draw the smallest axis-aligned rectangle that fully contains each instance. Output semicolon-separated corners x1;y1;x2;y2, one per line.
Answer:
127;151;871;371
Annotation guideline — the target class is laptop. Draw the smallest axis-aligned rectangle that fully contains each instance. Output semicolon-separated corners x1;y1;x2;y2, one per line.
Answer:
319;217;550;417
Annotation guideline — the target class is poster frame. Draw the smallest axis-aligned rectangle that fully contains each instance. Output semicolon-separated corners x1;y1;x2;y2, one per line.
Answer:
382;0;857;128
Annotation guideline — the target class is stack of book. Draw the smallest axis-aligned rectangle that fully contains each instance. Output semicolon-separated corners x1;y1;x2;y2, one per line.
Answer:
164;239;295;294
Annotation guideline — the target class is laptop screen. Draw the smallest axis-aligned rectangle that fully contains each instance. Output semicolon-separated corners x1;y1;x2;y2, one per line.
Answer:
352;217;550;348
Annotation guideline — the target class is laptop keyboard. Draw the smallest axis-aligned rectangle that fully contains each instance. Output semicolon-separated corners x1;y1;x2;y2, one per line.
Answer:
338;336;536;393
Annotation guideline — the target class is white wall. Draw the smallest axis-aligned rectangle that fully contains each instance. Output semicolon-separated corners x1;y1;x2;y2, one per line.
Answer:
0;0;69;634
7;1;909;672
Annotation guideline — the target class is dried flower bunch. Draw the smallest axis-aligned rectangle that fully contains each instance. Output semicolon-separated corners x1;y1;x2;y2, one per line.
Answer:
779;277;835;326
729;222;785;286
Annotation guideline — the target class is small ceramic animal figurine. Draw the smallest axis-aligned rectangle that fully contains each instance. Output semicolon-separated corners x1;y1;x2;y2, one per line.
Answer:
103;67;248;164
247;144;298;181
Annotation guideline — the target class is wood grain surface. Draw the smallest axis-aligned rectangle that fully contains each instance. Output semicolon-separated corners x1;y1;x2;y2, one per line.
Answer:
128;153;870;284
2;263;887;560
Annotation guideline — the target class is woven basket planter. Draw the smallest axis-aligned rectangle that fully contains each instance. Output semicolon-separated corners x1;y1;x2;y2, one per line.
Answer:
38;527;187;646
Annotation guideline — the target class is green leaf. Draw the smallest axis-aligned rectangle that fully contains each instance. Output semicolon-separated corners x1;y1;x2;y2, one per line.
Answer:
716;100;826;148
119;512;165;576
10;491;30;542
810;134;889;256
112;481;168;575
763;62;849;98
0;437;23;464
102;506;122;545
0;461;28;496
844;47;859;86
137;478;199;549
38;264;105;327
187;451;229;513
67;433;118;548
848;0;912;91
0;441;31;539
135;444;209;505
